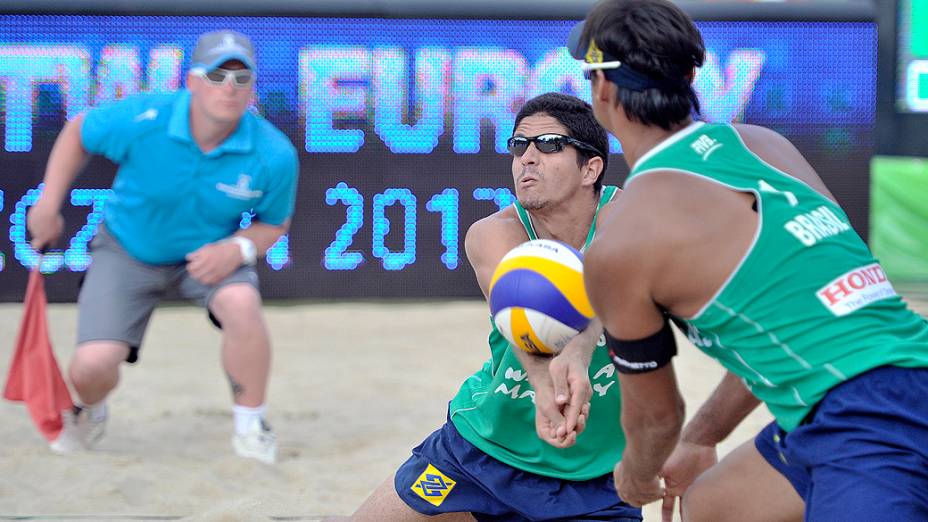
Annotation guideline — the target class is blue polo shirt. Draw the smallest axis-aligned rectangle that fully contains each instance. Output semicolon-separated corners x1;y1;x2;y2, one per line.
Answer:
80;90;298;265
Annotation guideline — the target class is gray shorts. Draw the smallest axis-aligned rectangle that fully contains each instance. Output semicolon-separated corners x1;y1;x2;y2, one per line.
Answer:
77;226;259;363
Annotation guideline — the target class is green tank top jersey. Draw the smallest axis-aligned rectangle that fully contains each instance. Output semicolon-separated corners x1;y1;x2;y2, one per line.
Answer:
449;186;624;481
629;122;928;431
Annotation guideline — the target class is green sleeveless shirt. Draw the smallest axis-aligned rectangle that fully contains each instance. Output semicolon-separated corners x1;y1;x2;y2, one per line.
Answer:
629;122;928;431
449;186;625;480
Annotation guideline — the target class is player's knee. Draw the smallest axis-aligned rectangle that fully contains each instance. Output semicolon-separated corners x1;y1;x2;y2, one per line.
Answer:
70;343;125;385
210;284;263;327
681;481;725;522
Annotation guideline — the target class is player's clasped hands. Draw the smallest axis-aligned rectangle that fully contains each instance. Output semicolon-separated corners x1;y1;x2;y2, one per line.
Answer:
185;241;243;285
533;333;594;448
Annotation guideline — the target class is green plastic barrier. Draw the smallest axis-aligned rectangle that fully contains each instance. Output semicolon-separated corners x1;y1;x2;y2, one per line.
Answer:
871;155;928;281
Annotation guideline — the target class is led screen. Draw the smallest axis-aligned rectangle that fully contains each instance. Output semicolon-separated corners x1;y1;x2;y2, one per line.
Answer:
0;16;876;300
897;0;928;112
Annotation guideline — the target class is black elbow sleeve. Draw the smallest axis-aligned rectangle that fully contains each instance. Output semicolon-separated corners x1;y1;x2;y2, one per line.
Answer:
604;318;677;374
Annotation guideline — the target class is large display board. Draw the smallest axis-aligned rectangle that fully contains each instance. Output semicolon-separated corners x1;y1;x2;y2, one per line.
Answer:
0;16;876;300
897;0;928;111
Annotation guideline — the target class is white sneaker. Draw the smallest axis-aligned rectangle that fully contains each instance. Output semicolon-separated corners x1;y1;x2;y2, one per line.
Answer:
49;405;107;454
232;418;277;464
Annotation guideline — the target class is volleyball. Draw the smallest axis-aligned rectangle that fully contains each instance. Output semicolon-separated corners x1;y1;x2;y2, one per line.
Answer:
488;239;594;355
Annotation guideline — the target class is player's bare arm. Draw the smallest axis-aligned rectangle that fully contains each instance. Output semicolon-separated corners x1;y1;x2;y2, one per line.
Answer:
464;207;529;299
27;113;90;250
584;178;688;507
186;220;289;285
465;208;593;448
659;371;760;518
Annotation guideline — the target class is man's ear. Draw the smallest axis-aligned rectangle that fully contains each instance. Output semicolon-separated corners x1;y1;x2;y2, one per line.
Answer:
583;156;604;187
592;71;614;103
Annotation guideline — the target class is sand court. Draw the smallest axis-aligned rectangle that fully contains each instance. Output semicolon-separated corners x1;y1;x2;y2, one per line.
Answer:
2;296;926;521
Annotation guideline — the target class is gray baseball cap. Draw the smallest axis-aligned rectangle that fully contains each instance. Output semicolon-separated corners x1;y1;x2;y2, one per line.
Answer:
191;30;256;72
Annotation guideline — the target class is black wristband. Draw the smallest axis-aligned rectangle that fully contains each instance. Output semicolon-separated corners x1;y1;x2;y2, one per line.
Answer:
604;318;677;374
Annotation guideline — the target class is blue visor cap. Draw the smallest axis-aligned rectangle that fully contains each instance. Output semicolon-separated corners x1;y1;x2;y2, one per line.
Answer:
567;21;673;92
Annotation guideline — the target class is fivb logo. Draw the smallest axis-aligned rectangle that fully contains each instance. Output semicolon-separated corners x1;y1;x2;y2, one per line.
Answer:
690;134;722;161
817;263;896;317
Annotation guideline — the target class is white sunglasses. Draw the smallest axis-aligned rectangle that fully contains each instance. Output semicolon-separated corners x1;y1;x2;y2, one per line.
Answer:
580;61;622;80
192;67;255;88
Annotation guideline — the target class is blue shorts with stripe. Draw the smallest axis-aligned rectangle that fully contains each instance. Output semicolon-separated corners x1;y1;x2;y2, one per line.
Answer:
754;421;810;499
780;366;928;520
394;417;642;522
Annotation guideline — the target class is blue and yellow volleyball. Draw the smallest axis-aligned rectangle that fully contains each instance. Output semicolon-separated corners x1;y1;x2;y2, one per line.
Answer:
489;239;594;355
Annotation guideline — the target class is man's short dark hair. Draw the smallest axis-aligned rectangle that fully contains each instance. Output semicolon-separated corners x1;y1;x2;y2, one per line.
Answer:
513;92;610;192
583;0;705;130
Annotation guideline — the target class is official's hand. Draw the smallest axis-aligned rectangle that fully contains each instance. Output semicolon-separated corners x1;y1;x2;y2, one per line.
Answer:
548;337;594;444
185;241;243;285
614;461;665;508
658;440;718;521
27;200;64;251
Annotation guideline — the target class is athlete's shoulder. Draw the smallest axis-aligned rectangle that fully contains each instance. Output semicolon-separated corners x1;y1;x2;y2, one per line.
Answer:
732;123;835;201
466;205;525;249
731;123;794;150
601;174;698;270
465;205;530;295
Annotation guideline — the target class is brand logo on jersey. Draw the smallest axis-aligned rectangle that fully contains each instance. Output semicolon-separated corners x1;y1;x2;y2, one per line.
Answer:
134;108;158;122
410;464;456;506
690;134;723;161
685;323;714;350
216;173;263;200
784;205;851;247
817;263;896;316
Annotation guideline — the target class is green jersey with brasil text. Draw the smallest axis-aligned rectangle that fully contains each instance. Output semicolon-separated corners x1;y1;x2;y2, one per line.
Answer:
449;186;624;481
629;122;928;431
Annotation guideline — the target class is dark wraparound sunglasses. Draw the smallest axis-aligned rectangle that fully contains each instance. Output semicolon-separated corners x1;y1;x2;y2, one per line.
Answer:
507;133;604;158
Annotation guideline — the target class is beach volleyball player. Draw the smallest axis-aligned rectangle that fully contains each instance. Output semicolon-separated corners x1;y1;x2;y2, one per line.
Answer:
340;93;641;521
572;1;928;519
26;30;298;464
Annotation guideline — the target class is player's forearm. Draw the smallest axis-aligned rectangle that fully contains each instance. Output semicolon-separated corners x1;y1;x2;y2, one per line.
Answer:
40;114;90;208
564;317;603;360
511;346;551;387
681;371;760;447
621;396;684;478
236;220;289;255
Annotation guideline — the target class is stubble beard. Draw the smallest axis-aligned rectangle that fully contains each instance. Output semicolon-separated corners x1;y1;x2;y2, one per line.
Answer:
518;196;547;211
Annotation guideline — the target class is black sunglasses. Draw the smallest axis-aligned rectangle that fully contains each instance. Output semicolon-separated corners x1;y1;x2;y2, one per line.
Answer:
507;133;603;158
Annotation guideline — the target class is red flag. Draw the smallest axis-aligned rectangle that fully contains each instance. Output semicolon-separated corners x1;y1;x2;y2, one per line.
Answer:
4;268;73;441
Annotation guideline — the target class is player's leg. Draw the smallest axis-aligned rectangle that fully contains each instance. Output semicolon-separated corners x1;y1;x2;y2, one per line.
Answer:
68;341;130;404
207;281;269;408
345;475;474;522
181;267;274;462
57;226;166;452
682;425;805;522
179;266;268;407
346;420;516;521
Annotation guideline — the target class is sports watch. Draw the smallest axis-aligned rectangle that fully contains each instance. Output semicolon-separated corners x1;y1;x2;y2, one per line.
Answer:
230;236;257;266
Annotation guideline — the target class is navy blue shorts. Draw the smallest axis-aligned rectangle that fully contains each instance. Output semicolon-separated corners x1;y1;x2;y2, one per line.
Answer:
754;421;810;498
394;419;642;522
782;366;928;520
